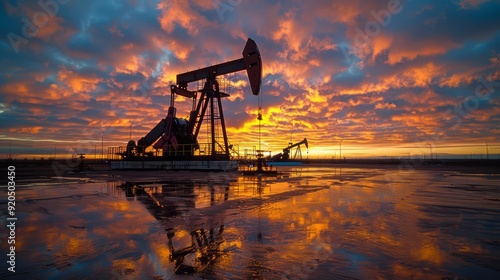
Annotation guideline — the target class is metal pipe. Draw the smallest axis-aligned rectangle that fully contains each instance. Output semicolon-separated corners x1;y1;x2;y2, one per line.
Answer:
210;95;216;158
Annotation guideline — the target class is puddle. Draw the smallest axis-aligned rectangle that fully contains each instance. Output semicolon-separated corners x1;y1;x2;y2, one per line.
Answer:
1;166;499;279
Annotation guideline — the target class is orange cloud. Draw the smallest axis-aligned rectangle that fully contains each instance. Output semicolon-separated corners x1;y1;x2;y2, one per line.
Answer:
340;62;444;95
157;0;212;36
36;16;65;40
439;70;479;87
57;67;101;94
273;11;309;61
371;34;393;62
375;102;396;109
386;39;459;65
1;82;30;98
9;126;43;134
401;89;454;108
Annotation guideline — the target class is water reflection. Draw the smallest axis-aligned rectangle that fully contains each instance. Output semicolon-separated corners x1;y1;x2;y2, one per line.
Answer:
116;180;231;276
110;174;331;279
1;167;499;279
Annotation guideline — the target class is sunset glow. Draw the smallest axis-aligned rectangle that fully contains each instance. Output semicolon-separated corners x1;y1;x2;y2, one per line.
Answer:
1;0;499;159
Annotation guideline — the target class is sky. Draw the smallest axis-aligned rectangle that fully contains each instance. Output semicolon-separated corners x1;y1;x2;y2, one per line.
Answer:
1;0;499;159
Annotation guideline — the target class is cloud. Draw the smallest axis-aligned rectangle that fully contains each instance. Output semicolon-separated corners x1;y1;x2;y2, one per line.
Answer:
0;0;499;158
375;102;396;110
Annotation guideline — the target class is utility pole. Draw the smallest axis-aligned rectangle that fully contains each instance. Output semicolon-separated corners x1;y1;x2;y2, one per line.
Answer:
290;130;295;146
486;142;489;160
338;119;344;160
426;143;432;160
97;132;103;160
340;139;343;160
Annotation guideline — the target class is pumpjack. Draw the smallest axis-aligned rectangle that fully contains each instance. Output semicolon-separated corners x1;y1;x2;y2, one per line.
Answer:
117;38;262;165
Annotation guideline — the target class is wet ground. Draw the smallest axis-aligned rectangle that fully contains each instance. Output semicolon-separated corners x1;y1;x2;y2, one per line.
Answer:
1;164;500;279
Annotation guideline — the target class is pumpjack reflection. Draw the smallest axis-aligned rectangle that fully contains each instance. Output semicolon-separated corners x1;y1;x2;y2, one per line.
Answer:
117;180;230;276
166;225;225;275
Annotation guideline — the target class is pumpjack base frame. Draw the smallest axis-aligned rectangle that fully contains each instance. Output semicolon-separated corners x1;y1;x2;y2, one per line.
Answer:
110;159;238;171
240;170;278;176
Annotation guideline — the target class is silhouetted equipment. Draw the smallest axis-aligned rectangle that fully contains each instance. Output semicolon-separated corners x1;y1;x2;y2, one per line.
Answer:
117;181;229;275
75;153;86;171
167;226;225;275
272;138;308;161
118;38;262;161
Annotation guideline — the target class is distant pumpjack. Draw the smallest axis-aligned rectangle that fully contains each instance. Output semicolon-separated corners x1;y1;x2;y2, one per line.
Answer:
272;138;308;161
121;38;262;160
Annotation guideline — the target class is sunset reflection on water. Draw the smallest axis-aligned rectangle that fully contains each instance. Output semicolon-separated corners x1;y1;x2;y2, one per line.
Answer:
1;166;499;279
